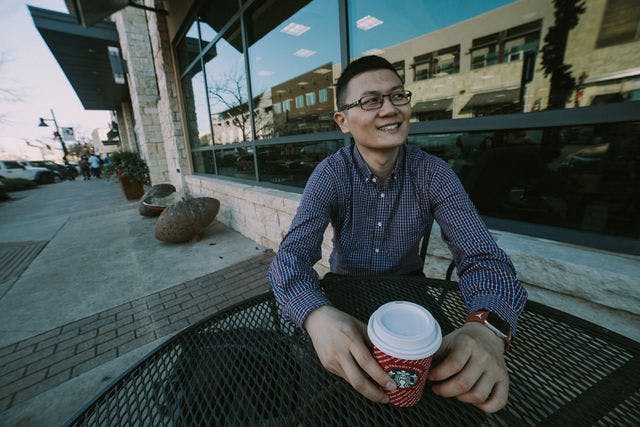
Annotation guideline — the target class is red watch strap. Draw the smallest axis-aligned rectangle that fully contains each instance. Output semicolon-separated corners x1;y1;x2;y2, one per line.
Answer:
465;310;512;351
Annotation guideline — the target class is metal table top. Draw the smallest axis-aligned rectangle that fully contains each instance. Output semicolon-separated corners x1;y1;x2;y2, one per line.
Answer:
65;275;640;426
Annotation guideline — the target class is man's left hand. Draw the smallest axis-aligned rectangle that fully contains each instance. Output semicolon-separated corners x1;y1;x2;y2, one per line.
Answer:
427;322;508;413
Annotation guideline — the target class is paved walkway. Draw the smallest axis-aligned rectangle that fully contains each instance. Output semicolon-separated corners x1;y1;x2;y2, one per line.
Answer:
0;178;271;425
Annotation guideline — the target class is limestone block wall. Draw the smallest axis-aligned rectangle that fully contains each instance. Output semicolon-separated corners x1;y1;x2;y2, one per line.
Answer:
186;175;639;340
186;175;332;277
145;0;189;193
113;7;169;185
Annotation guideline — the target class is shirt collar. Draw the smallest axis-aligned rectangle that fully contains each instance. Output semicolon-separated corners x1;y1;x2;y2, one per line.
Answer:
352;144;405;183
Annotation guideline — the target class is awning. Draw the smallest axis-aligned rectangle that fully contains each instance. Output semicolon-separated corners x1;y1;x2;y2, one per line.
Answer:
591;93;624;105
460;88;520;113
413;98;453;113
29;6;129;110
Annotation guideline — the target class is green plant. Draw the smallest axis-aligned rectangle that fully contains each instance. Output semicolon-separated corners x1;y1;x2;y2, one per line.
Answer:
103;151;151;185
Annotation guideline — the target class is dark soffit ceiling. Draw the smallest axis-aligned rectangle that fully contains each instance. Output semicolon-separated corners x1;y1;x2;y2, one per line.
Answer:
29;5;129;110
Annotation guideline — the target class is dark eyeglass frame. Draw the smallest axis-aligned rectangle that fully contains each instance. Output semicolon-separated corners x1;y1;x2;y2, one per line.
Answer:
337;90;412;112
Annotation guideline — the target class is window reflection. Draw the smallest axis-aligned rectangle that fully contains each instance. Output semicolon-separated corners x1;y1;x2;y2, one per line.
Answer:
408;122;640;239
348;0;639;118
204;23;251;144
197;0;239;46
257;140;342;187
176;22;200;73
181;65;212;148
215;147;256;180
192;150;215;174
246;0;340;138
176;0;640;247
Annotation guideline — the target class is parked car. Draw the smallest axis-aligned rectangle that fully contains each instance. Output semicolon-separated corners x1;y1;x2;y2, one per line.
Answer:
0;160;56;184
27;160;78;181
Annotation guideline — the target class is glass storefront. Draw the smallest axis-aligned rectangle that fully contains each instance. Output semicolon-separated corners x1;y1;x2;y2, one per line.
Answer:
247;0;340;138
408;122;640;239
174;0;640;251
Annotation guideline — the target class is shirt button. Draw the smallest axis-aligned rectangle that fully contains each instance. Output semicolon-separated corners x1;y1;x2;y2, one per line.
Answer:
372;177;377;183
377;221;382;227
374;248;380;253
380;193;385;198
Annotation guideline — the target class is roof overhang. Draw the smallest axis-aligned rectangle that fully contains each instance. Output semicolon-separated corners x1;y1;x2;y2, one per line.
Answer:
29;5;129;110
414;98;453;113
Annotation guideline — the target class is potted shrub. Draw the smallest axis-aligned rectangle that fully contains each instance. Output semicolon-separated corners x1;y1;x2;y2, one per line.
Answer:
103;151;151;200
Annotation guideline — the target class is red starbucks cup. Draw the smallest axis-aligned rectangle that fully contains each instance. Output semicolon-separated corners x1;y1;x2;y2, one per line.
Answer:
367;301;442;407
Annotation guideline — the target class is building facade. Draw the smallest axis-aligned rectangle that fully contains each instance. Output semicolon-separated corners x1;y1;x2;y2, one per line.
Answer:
40;0;639;338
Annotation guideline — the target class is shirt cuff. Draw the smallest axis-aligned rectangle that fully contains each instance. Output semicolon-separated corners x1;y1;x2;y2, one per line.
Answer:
468;294;521;336
282;288;331;328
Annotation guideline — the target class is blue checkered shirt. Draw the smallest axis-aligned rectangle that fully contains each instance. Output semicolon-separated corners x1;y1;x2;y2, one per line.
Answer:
269;144;527;334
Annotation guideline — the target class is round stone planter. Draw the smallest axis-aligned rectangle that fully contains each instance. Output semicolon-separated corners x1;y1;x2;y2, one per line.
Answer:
155;197;220;243
139;184;177;217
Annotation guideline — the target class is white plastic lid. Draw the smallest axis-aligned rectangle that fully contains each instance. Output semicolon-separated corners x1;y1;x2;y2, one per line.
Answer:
367;301;442;360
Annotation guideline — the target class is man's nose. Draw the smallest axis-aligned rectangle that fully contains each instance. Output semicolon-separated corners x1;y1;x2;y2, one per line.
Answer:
377;96;397;114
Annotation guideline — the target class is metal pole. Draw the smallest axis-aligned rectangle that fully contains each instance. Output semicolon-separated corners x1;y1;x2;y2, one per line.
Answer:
50;109;69;165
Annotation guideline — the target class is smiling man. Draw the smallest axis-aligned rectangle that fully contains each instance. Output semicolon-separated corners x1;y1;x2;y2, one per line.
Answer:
269;55;527;412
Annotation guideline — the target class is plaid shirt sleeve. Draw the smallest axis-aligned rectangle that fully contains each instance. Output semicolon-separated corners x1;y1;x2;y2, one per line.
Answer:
268;161;336;327
426;159;528;335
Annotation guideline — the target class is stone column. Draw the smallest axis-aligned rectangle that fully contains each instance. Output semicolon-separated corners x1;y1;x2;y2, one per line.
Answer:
112;6;169;185
144;0;189;194
115;101;137;153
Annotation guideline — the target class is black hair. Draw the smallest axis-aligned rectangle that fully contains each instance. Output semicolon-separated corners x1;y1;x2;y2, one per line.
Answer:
335;55;402;109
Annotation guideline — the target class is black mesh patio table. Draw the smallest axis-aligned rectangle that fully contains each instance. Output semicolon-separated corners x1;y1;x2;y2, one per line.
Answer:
65;275;640;426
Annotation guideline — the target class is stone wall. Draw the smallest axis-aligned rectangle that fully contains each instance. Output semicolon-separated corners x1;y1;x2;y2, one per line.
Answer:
145;0;189;194
186;175;640;341
113;7;169;185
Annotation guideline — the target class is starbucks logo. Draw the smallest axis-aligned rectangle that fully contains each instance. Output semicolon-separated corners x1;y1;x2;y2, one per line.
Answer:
388;369;418;389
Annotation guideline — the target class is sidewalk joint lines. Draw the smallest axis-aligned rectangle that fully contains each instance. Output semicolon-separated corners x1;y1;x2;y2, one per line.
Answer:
0;251;274;412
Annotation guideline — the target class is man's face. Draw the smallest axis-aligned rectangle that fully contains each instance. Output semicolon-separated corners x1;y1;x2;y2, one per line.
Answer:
333;69;411;151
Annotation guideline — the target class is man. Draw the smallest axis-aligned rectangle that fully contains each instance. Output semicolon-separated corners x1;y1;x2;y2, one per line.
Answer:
88;153;101;178
269;56;527;413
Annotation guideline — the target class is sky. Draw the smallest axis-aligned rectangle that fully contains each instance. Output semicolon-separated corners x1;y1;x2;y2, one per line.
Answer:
0;0;111;143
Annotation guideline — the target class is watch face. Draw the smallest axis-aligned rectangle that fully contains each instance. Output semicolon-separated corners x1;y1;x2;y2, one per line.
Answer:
486;312;511;337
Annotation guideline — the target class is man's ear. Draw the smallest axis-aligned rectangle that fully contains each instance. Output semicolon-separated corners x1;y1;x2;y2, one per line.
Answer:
333;111;350;134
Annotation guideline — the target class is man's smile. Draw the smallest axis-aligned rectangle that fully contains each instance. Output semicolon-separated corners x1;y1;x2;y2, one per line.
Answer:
378;123;401;131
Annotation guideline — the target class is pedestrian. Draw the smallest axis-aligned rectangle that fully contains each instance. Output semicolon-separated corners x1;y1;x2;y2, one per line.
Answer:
88;153;101;178
269;55;526;413
80;155;91;180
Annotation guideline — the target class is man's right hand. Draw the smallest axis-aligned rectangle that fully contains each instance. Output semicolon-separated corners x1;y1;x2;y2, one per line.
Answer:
303;305;397;403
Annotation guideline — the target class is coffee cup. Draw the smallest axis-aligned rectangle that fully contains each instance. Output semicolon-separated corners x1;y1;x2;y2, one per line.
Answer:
367;301;442;407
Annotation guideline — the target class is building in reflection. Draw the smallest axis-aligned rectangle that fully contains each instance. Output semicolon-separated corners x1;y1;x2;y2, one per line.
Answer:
270;63;337;136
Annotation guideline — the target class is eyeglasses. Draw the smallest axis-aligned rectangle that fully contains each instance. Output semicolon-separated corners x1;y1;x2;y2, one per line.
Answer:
338;90;412;112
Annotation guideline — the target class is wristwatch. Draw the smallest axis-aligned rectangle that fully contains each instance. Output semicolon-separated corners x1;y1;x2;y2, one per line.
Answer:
465;310;512;351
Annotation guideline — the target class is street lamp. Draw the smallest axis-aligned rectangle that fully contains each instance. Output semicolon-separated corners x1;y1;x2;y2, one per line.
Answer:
38;109;69;165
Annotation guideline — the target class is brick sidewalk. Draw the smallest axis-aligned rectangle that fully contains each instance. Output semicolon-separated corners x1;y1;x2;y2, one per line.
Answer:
0;251;274;412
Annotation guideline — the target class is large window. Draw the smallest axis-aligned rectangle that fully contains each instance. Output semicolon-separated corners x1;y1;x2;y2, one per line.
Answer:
246;0;340;138
408;120;640;245
175;0;640;253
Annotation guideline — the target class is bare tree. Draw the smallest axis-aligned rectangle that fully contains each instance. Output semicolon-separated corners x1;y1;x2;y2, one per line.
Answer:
207;69;273;142
208;69;252;141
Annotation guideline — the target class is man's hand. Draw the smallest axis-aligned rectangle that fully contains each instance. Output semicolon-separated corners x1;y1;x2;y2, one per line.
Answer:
304;305;397;403
428;322;509;413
